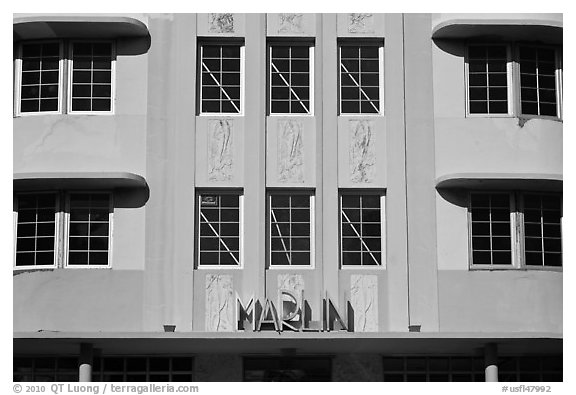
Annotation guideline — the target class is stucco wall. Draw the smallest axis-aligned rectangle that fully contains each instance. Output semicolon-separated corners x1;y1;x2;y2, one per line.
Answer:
438;271;562;333
13;270;143;332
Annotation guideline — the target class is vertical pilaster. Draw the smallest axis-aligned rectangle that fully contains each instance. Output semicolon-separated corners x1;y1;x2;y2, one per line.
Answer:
144;14;197;331
403;13;440;331
384;13;410;332
243;14;267;303
320;14;339;302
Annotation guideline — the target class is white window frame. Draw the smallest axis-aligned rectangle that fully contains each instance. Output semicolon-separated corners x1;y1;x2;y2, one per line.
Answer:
198;42;245;116
464;44;513;117
67;40;116;115
195;191;244;269
339;192;386;269
465;43;562;120
64;191;113;269
468;191;562;271
338;42;384;116
267;191;315;269
515;44;562;120
14;40;65;117
14;40;116;117
13;191;113;270
13;192;61;270
268;43;315;116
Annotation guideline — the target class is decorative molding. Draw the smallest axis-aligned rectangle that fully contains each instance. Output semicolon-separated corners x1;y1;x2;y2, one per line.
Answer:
208;119;233;181
205;274;234;332
278;13;304;34
209;13;234;33
278;120;304;183
350;274;378;332
348;13;375;34
349;120;376;183
278;274;305;305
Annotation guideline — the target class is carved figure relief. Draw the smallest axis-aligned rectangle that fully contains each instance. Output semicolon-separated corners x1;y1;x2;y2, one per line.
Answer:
209;13;234;33
349;120;376;183
348;13;375;34
205;274;234;332
208;119;233;181
350;275;378;332
278;120;304;183
278;13;304;34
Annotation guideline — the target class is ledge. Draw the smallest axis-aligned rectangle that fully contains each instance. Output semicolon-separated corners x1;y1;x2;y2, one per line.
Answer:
13;331;562;355
435;173;562;191
432;19;562;45
13;15;150;41
14;172;148;192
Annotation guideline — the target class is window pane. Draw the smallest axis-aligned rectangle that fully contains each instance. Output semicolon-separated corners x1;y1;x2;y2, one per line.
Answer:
198;193;241;266
270;45;311;114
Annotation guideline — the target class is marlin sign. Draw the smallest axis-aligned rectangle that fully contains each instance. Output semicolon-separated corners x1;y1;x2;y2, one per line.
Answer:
235;289;351;332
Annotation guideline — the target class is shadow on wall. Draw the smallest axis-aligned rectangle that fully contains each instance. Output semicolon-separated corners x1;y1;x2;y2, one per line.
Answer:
117;36;151;56
433;38;465;58
437;188;468;209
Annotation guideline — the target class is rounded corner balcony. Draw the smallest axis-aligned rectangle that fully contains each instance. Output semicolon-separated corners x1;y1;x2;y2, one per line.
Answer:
431;14;562;45
13;171;150;206
13;14;150;42
435;173;563;192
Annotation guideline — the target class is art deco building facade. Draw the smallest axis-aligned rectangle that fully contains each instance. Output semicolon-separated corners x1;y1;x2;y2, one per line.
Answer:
13;13;562;382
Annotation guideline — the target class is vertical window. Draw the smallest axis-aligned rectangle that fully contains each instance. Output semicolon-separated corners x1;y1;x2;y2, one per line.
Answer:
269;193;313;267
469;193;513;266
14;193;58;269
519;47;558;117
18;42;61;114
70;42;114;112
467;45;509;114
339;43;383;114
269;44;313;114
67;193;111;267
340;194;384;266
200;44;243;114
522;194;562;267
197;193;241;267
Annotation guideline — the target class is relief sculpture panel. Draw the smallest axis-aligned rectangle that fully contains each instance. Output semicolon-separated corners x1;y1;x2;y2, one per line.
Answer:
348;13;375;34
209;13;235;33
350;274;378;332
278;120;304;183
205;274;234;332
278;13;304;34
208;119;233;181
349;120;376;183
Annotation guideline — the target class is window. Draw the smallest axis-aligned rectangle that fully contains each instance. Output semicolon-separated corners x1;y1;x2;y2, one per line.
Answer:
17;42;62;114
244;357;331;382
69;42;114;112
339;43;383;114
382;356;485;382
467;45;510;115
197;192;242;267
92;356;194;382
14;192;112;269
67;193;112;267
466;44;562;118
15;41;115;115
340;193;385;266
469;192;562;268
13;357;79;382
269;44;313;114
199;43;243;114
14;193;58;268
269;193;313;267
